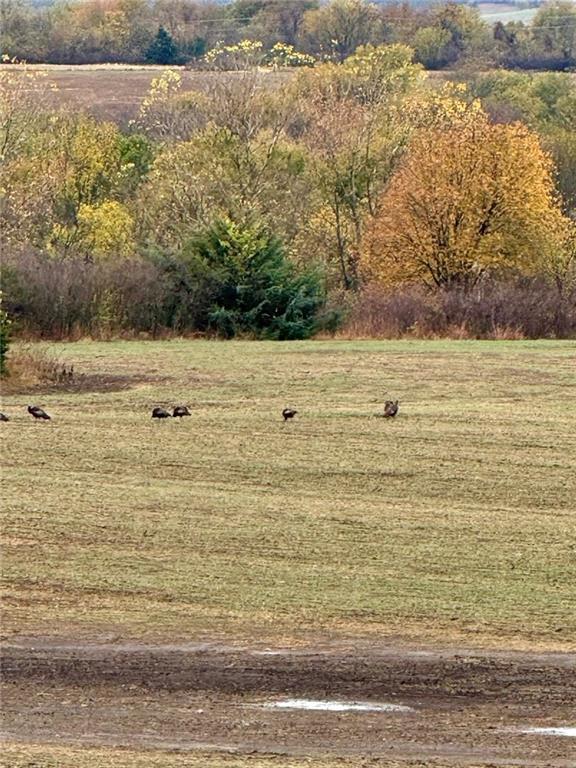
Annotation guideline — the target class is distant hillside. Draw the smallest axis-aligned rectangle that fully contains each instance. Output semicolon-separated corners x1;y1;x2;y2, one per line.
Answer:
476;2;540;23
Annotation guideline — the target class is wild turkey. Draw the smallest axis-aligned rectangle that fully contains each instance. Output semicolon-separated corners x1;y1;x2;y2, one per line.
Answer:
173;405;191;418
282;408;298;421
0;412;9;422
28;405;51;420
383;400;399;418
152;407;171;419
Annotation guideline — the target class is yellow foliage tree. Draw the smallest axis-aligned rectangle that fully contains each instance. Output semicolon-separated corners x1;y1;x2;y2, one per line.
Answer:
76;201;135;259
300;0;383;62
137;126;309;249
0;63;58;164
136;69;207;141
1;111;135;254
58;117;123;212
290;45;423;289
362;113;568;289
545;218;576;293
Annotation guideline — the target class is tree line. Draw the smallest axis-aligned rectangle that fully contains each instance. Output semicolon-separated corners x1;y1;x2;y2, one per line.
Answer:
1;0;576;70
1;46;575;342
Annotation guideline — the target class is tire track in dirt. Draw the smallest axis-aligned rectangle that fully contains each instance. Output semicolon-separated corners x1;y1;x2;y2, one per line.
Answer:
1;638;575;766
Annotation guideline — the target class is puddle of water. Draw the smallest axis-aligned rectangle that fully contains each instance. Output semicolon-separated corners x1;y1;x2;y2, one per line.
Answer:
521;727;576;737
262;698;413;712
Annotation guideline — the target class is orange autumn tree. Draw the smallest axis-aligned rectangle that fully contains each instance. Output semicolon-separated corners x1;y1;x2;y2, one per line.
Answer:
362;112;568;289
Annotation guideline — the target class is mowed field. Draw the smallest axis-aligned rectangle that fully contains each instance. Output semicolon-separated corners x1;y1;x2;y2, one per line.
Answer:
13;64;295;123
1;339;576;768
11;64;456;124
2;339;575;647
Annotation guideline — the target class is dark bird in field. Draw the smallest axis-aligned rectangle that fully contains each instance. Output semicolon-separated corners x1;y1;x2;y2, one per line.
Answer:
152;407;171;419
28;405;51;420
383;400;399;418
173;405;191;418
0;412;9;422
282;408;298;421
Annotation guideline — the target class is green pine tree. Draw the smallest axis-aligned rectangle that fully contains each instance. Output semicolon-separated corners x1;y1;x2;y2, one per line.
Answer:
145;27;179;65
178;218;327;340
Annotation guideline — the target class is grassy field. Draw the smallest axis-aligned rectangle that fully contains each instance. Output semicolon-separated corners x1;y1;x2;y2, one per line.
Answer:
12;65;294;123
0;744;479;768
1;339;575;649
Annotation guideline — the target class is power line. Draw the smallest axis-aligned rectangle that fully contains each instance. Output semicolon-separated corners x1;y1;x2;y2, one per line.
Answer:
169;23;576;40
4;0;576;41
173;17;576;31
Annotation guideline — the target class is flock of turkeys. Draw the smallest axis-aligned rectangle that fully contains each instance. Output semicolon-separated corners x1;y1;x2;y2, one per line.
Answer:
1;401;400;422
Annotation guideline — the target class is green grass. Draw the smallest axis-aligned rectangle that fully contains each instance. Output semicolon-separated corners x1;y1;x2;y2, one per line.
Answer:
1;340;575;648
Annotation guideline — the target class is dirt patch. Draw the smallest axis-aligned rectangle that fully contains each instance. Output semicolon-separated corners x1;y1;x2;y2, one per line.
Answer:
65;372;170;393
1;372;169;396
1;638;575;766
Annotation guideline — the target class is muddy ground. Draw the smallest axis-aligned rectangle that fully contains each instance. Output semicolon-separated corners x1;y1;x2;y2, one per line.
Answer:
1;638;575;766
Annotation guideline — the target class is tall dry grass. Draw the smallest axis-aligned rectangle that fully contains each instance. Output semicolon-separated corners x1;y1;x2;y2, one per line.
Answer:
341;279;576;340
1;345;75;392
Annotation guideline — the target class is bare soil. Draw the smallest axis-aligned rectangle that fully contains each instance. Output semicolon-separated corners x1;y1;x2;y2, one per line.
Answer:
1;637;575;766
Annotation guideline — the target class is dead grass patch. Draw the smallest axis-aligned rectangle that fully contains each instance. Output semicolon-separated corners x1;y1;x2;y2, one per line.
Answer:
1;345;75;392
1;344;171;395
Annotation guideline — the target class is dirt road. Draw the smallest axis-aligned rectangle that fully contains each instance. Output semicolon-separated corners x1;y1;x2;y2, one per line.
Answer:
1;638;575;766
